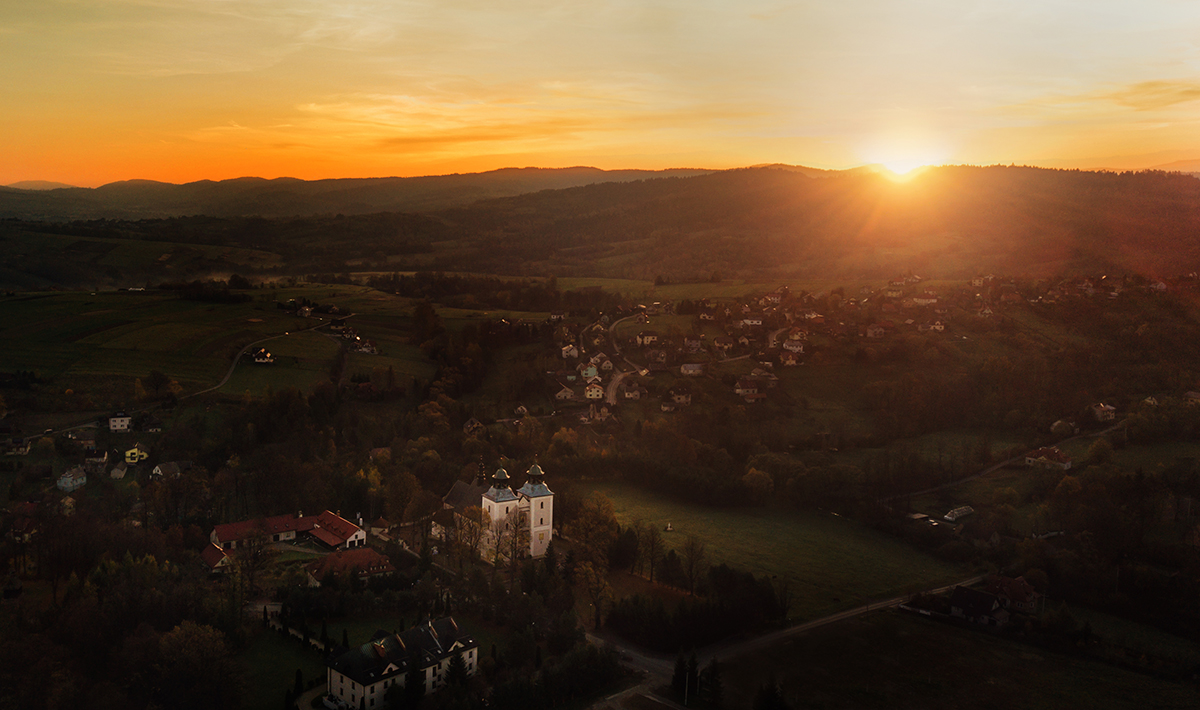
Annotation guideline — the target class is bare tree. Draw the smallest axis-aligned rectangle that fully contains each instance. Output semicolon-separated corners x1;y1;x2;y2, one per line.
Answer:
456;505;487;559
640;522;665;583
680;534;707;595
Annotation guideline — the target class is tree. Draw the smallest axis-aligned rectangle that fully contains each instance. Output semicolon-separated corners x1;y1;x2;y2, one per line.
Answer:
753;678;790;710
156;621;242;710
680;535;708;595
700;657;724;707
566;494;619;570
639;522;665;582
577;561;613;629
146;370;171;398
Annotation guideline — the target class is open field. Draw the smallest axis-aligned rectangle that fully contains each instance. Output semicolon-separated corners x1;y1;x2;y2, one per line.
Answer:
580;482;973;621
720;610;1200;710
0;286;438;403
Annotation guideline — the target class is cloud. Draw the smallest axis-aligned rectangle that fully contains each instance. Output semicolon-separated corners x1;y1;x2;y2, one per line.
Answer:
1102;80;1200;110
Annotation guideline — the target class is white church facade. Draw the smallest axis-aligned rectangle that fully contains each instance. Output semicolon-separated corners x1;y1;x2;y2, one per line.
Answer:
480;463;554;560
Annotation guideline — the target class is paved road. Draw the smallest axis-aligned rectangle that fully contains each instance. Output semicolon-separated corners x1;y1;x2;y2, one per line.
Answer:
185;318;336;399
585;572;986;708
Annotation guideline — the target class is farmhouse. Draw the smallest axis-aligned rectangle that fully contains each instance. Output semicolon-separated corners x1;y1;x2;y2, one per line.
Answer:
1025;446;1072;470
252;348;274;364
210;510;365;551
326;618;478;705
636;331;659;346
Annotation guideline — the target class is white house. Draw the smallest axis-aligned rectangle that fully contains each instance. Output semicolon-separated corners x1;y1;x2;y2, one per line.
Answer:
57;466;86;493
109;412;131;432
326;618;478;705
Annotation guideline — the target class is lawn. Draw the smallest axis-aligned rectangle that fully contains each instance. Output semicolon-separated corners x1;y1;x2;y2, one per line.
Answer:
238;626;328;710
580;482;973;621
720;610;1200;710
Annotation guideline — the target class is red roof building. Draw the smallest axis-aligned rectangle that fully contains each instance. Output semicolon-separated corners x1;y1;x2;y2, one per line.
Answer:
305;547;396;586
210;510;366;551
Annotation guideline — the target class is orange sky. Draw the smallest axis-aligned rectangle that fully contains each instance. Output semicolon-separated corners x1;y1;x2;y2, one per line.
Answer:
4;1;1200;187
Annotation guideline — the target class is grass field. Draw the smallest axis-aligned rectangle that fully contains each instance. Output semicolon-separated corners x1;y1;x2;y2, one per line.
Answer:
0;286;439;403
580;482;973;621
720;610;1200;710
238;627;328;710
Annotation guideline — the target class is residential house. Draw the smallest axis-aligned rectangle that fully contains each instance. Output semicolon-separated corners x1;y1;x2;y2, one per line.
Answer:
865;323;886;339
623;385;646;400
780;351;800;366
152;461;189;479
1091;402;1117;421
782;339;804;354
560;344;578;359
713;336;735;353
57;466;86;493
555;384;576;401
584;383;605;400
252;348;274;364
944;506;974;522
201;543;232;574
110;461;128;480
669;388;692;406
741;316;764;328
636;331;659;346
735;379;760;397
576;362;599;380
683;336;703;353
680;363;704;377
109;412;131;433
326;618;478;704
462;418;485;437
125;443;149;465
949;586;1009;627
1025;447;1072;470
984;575;1041;614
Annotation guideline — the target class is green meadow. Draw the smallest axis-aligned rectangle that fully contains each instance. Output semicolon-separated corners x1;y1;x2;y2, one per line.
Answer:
580;481;973;621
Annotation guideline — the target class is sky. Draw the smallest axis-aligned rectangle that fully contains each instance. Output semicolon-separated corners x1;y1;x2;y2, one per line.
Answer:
3;0;1200;186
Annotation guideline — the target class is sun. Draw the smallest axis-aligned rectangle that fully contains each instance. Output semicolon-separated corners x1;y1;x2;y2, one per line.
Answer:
880;158;927;176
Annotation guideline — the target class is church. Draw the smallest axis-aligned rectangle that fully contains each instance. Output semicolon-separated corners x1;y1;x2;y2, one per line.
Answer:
441;462;554;560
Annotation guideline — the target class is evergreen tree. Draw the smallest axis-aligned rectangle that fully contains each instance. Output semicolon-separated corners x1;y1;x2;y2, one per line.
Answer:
294;668;304;696
671;653;688;697
686;652;699;704
446;652;469;687
701;658;723;707
753;677;790;710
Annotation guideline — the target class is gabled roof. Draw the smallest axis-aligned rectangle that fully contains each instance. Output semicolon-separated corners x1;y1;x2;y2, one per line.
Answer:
444;479;488;511
201;542;229;570
328;617;477;686
306;547;395;581
212;510;362;547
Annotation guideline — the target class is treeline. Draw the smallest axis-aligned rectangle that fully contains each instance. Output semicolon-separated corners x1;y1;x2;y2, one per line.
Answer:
0;515;245;710
605;563;788;652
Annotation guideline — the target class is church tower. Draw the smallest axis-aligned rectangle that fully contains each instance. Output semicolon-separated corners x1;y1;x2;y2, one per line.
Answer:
482;466;518;527
516;463;554;558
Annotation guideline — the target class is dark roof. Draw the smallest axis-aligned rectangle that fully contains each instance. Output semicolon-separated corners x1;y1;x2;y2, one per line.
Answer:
950;586;999;618
328;617;477;686
443;479;488;512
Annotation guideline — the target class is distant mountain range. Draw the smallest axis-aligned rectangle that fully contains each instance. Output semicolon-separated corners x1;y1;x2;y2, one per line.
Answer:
5;180;77;191
5;165;1200;289
0;167;716;221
